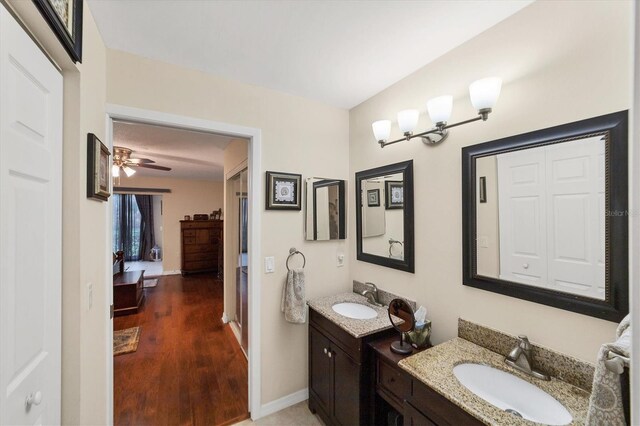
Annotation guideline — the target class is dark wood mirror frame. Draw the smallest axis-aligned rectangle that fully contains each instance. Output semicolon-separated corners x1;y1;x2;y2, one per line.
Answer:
462;110;628;322
356;160;414;273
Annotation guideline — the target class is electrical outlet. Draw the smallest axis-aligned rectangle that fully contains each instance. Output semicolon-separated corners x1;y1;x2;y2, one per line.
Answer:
87;282;93;310
336;253;345;267
265;256;275;273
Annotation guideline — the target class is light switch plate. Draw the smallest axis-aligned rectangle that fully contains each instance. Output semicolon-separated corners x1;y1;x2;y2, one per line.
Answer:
337;253;345;267
265;256;275;273
87;282;93;310
479;236;489;248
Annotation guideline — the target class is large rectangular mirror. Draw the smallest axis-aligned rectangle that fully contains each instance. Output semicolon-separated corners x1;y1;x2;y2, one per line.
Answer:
305;178;346;240
462;111;628;321
356;160;414;273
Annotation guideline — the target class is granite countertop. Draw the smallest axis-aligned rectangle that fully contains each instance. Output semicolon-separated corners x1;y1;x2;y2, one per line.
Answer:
307;292;395;338
398;338;591;426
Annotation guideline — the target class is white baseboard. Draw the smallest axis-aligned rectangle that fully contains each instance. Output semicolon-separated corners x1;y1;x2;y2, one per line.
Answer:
162;270;181;276
257;388;309;419
221;312;230;324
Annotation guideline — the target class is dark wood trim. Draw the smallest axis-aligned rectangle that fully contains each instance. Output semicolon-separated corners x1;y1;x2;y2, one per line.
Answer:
462;110;629;322
355;160;415;273
114;187;172;193
33;0;83;63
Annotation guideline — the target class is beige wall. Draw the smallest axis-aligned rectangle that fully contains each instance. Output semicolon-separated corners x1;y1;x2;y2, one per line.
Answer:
106;50;350;404
117;175;224;272
348;0;631;363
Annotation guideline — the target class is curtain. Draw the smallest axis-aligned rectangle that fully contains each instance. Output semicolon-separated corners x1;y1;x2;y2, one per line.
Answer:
113;194;143;261
135;195;155;261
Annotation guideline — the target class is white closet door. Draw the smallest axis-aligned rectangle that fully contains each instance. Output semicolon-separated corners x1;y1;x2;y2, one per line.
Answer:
0;4;63;425
497;147;548;286
545;136;605;298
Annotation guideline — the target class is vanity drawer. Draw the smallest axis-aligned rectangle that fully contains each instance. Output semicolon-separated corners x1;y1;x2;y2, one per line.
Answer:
377;358;411;403
410;379;483;426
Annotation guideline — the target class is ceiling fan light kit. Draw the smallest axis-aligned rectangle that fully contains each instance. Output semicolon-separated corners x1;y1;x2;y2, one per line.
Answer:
112;146;172;178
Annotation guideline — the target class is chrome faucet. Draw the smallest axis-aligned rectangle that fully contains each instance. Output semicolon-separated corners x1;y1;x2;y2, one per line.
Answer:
504;335;550;380
361;282;383;307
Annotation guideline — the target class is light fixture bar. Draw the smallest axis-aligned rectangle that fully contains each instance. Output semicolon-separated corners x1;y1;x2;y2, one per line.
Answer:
378;111;488;148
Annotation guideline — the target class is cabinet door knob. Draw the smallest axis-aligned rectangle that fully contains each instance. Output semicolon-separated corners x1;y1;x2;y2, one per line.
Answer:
523;263;529;269
327;351;332;358
323;347;327;354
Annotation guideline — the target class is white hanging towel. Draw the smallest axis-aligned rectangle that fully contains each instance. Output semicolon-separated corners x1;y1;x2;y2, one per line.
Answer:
281;268;306;323
585;314;630;426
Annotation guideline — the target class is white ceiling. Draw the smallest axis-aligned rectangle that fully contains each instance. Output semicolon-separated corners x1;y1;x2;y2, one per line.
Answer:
113;121;237;181
88;0;533;109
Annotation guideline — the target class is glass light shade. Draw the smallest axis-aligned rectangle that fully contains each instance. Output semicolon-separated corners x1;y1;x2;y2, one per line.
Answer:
427;95;453;124
123;166;136;177
397;109;419;134
469;77;502;111
112;164;120;177
372;120;391;142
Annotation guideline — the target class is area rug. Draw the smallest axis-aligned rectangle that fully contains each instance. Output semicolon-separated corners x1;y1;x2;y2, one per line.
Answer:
113;327;141;356
144;278;158;288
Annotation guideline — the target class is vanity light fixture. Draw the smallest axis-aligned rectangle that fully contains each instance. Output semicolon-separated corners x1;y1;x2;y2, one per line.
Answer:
372;77;502;148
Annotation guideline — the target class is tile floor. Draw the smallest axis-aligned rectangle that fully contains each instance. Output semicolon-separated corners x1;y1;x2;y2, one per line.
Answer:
234;401;323;426
125;260;163;277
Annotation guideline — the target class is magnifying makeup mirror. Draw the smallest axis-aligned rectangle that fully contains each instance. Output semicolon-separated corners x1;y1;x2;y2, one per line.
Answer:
388;298;415;354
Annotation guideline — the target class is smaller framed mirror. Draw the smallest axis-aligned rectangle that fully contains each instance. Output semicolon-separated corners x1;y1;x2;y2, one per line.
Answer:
355;160;414;272
388;298;415;354
305;178;346;241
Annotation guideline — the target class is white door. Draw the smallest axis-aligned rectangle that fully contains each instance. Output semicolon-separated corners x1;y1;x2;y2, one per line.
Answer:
0;4;63;425
545;136;605;298
498;147;548;286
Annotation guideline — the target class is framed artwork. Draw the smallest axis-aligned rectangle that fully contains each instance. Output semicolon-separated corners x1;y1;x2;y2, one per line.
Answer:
385;181;404;209
479;176;487;203
266;171;302;210
367;189;380;207
33;0;83;63
87;133;110;201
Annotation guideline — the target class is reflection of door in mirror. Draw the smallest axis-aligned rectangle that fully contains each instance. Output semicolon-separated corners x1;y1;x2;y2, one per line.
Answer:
476;135;605;300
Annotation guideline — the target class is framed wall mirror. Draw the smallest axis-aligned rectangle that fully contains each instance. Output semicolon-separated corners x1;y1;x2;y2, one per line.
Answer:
462;111;628;321
356;160;414;273
305;178;346;240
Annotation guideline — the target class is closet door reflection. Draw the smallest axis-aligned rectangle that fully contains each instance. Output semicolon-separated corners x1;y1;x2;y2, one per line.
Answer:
228;168;249;353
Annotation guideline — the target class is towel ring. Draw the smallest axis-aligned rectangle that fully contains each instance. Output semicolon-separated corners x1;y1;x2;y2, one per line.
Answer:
389;239;403;257
286;247;306;271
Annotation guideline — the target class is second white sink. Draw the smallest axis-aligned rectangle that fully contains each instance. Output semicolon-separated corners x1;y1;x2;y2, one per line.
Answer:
453;363;572;425
332;302;377;319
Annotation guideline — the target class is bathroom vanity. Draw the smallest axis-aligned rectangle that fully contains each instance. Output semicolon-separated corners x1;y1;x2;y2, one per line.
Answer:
307;293;395;426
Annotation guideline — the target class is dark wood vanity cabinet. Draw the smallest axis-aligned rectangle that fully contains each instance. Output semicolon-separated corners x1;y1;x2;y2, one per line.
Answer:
308;308;393;426
371;336;482;426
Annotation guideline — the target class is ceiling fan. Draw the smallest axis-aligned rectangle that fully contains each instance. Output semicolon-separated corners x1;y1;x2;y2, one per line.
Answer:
112;146;172;177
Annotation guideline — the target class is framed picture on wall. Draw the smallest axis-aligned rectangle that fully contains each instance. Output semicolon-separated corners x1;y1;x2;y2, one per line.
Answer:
87;133;111;201
33;0;84;63
265;171;302;210
367;189;380;207
385;181;403;209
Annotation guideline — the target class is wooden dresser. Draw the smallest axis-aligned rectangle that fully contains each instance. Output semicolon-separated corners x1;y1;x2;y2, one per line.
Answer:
180;220;223;276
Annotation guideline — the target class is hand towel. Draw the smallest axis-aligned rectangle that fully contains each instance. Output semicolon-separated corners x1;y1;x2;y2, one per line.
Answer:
586;315;630;426
281;268;306;324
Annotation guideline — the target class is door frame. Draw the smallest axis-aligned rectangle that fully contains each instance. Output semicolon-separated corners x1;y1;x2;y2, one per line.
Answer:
104;104;262;423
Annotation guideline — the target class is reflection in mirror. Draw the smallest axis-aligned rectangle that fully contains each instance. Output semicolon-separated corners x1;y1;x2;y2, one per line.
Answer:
305;178;346;241
476;136;606;300
462;110;628;321
361;172;404;259
356;160;414;273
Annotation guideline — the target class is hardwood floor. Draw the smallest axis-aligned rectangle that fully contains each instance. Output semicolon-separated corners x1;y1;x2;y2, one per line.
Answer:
114;274;249;426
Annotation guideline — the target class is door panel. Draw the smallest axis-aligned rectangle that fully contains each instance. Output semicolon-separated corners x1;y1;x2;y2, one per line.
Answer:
333;347;360;426
0;4;63;424
309;327;333;416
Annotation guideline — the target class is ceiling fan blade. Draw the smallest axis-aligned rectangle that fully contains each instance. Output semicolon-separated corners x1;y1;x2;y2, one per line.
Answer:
127;158;155;164
136;163;172;171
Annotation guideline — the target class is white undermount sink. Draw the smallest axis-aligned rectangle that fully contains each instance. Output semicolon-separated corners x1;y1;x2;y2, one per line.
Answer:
453;363;572;425
331;302;377;319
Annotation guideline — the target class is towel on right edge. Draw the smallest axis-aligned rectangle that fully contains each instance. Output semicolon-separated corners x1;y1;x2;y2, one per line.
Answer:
281;268;306;324
585;314;630;426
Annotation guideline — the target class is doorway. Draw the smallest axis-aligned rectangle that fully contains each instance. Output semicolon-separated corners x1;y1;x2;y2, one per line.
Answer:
105;105;262;423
